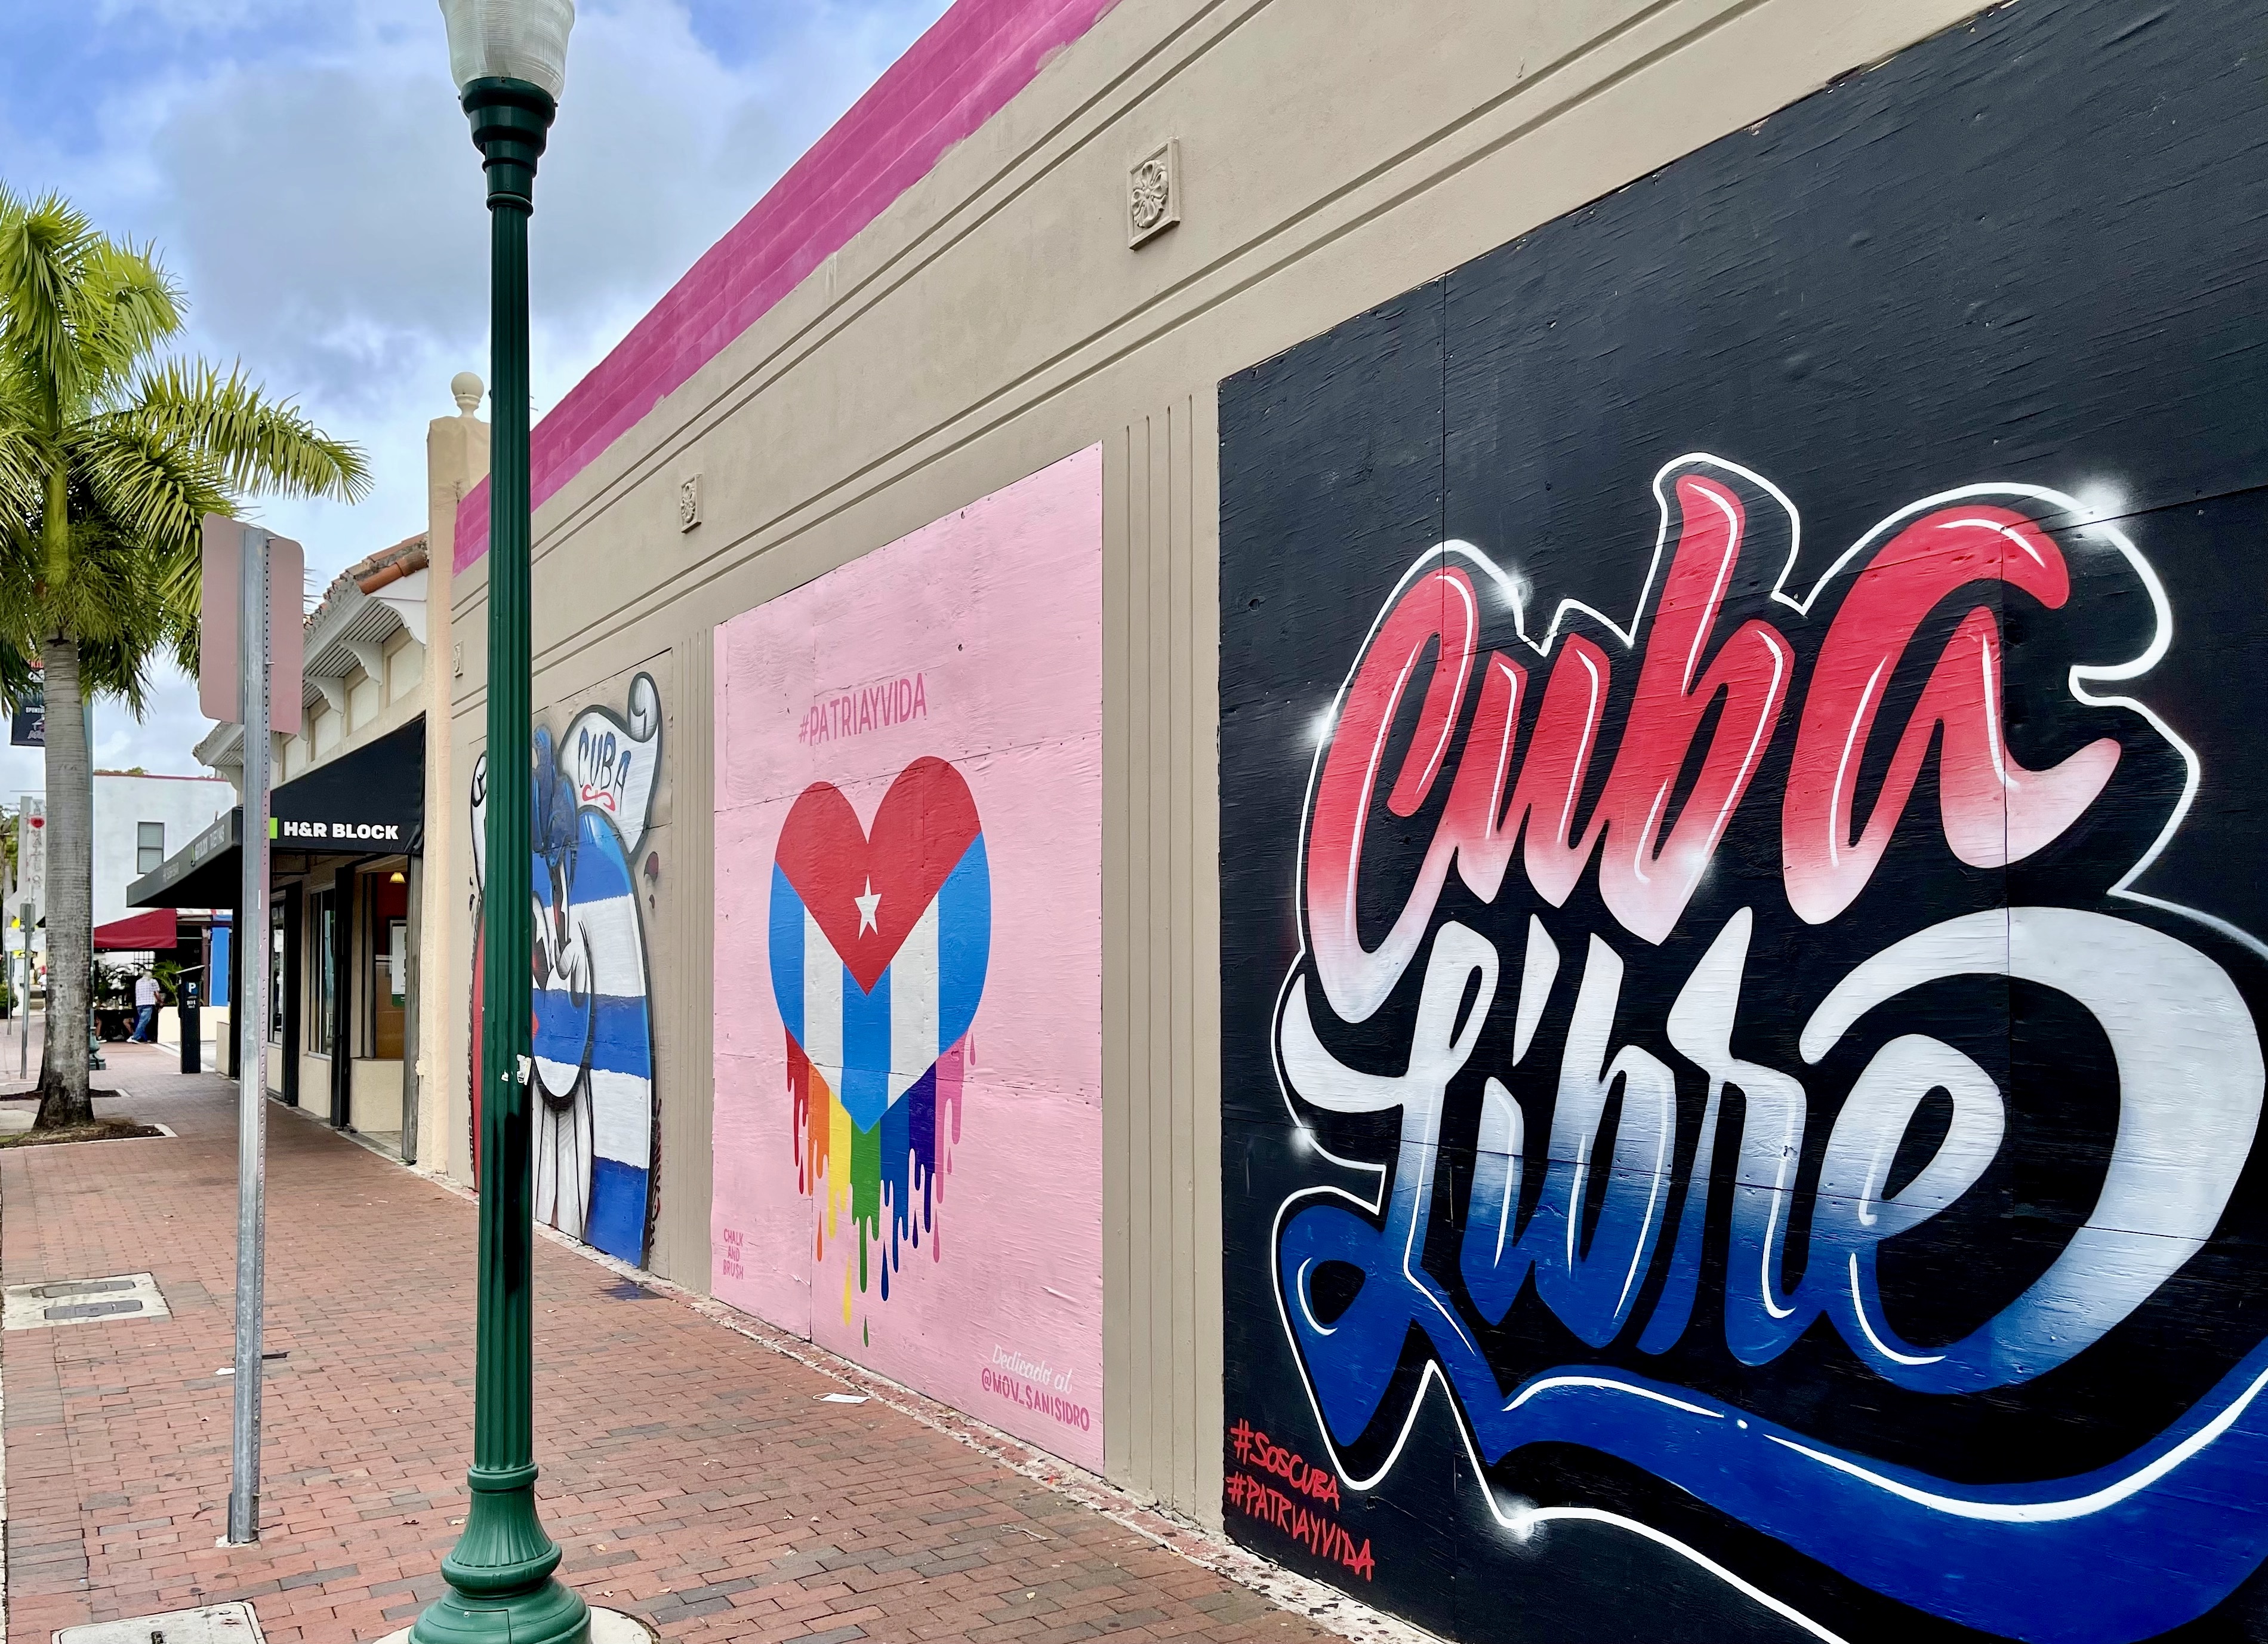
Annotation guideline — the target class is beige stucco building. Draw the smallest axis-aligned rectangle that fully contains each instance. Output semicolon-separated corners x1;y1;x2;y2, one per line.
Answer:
171;380;488;1165
438;0;2000;1501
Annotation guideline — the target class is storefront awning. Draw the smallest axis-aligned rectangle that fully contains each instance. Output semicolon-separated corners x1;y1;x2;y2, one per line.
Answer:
266;718;423;851
93;908;178;950
130;808;242;909
130;719;425;910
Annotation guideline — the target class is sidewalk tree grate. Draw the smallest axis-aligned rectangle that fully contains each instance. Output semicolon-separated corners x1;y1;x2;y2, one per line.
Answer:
2;1271;170;1331
56;1600;263;1642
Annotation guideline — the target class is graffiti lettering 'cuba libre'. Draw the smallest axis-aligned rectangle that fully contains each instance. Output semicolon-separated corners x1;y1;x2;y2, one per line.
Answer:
1272;456;2268;1643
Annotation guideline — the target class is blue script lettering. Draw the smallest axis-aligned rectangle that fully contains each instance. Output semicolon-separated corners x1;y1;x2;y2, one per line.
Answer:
1275;907;2268;1640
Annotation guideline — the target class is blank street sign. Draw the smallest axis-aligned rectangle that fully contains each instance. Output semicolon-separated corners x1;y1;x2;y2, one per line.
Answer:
198;514;304;735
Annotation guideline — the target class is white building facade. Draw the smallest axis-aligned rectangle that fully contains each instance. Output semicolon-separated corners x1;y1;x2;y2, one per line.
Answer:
93;773;232;929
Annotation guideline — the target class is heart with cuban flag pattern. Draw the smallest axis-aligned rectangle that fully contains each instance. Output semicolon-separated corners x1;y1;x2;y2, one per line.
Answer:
769;756;991;1128
769;756;991;1308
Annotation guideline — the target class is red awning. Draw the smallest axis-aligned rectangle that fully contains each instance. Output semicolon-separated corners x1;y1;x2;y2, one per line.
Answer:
92;908;178;951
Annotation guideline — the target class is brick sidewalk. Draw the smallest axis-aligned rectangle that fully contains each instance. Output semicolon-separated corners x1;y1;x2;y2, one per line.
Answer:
0;1046;1338;1643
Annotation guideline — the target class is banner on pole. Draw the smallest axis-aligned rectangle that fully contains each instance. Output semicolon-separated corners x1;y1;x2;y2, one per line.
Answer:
199;514;304;735
8;681;42;747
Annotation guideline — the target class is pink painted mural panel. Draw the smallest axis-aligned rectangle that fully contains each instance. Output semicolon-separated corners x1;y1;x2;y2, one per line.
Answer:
711;445;1102;1468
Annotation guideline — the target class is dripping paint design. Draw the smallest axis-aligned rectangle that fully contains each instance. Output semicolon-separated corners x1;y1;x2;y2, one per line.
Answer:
769;755;991;1319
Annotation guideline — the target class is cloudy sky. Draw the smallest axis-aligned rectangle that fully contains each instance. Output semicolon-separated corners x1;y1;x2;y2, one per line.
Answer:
0;0;951;802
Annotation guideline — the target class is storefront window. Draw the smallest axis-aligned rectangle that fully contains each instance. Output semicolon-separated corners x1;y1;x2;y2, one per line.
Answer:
269;904;285;1045
368;871;409;1060
309;888;336;1052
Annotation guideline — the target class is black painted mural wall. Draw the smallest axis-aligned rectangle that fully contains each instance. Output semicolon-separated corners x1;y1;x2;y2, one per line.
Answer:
1216;3;2268;1640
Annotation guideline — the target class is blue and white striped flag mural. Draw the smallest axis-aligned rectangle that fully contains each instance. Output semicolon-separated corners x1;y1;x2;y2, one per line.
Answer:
472;672;664;1267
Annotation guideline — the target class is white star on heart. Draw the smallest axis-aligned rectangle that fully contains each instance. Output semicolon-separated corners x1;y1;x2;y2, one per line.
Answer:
854;877;882;935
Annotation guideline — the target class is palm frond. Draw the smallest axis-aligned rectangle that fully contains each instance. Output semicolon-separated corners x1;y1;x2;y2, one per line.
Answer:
0;640;32;715
70;417;226;581
0;189;357;719
38;513;185;715
74;238;187;400
121;359;370;503
69;424;221;689
0;187;182;421
0;421;42;529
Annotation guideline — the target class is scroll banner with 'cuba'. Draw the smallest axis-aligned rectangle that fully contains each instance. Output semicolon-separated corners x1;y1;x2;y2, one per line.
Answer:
1217;4;2268;1641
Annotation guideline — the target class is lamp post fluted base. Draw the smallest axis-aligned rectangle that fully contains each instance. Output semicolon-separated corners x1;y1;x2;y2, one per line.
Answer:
410;1464;589;1643
387;1606;653;1644
409;1580;588;1644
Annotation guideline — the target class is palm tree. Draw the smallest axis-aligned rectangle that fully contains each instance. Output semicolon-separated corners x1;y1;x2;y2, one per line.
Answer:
0;188;368;1128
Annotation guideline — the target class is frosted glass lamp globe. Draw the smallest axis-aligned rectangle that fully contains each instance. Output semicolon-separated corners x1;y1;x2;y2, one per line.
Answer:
438;0;574;100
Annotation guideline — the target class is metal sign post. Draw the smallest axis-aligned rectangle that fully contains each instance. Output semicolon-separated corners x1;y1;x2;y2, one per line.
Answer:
229;523;273;1546
197;509;299;1547
17;789;39;1083
18;793;42;940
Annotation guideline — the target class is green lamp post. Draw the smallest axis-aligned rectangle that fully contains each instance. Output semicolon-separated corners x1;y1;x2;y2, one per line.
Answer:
415;2;585;1641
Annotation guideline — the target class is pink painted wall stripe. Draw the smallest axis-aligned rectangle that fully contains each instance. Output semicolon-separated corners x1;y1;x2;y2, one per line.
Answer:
456;0;1121;571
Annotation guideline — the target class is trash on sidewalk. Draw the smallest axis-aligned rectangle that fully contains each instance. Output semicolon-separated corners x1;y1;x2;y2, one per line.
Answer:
212;1353;288;1375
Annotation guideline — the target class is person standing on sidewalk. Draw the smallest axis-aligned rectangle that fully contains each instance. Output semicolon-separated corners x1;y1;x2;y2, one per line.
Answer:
131;969;159;1043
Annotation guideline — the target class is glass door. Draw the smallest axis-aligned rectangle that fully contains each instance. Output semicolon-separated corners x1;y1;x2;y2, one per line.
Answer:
368;866;410;1061
269;902;286;1045
309;888;336;1054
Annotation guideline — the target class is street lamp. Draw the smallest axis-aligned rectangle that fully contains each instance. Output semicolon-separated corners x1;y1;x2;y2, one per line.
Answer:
417;3;584;1642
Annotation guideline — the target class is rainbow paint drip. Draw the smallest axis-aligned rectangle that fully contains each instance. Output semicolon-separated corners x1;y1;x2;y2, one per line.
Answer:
770;757;991;1320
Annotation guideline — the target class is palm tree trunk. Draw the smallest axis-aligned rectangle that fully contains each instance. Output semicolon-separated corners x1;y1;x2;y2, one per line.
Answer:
34;638;92;1128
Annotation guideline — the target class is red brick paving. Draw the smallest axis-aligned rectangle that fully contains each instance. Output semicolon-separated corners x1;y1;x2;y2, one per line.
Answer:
1;1044;1334;1643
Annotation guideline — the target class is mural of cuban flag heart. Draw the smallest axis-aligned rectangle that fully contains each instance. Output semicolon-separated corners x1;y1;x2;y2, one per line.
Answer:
769;755;991;1316
713;444;1102;1471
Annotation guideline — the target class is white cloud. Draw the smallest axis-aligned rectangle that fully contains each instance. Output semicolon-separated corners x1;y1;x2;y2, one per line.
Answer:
0;0;950;793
